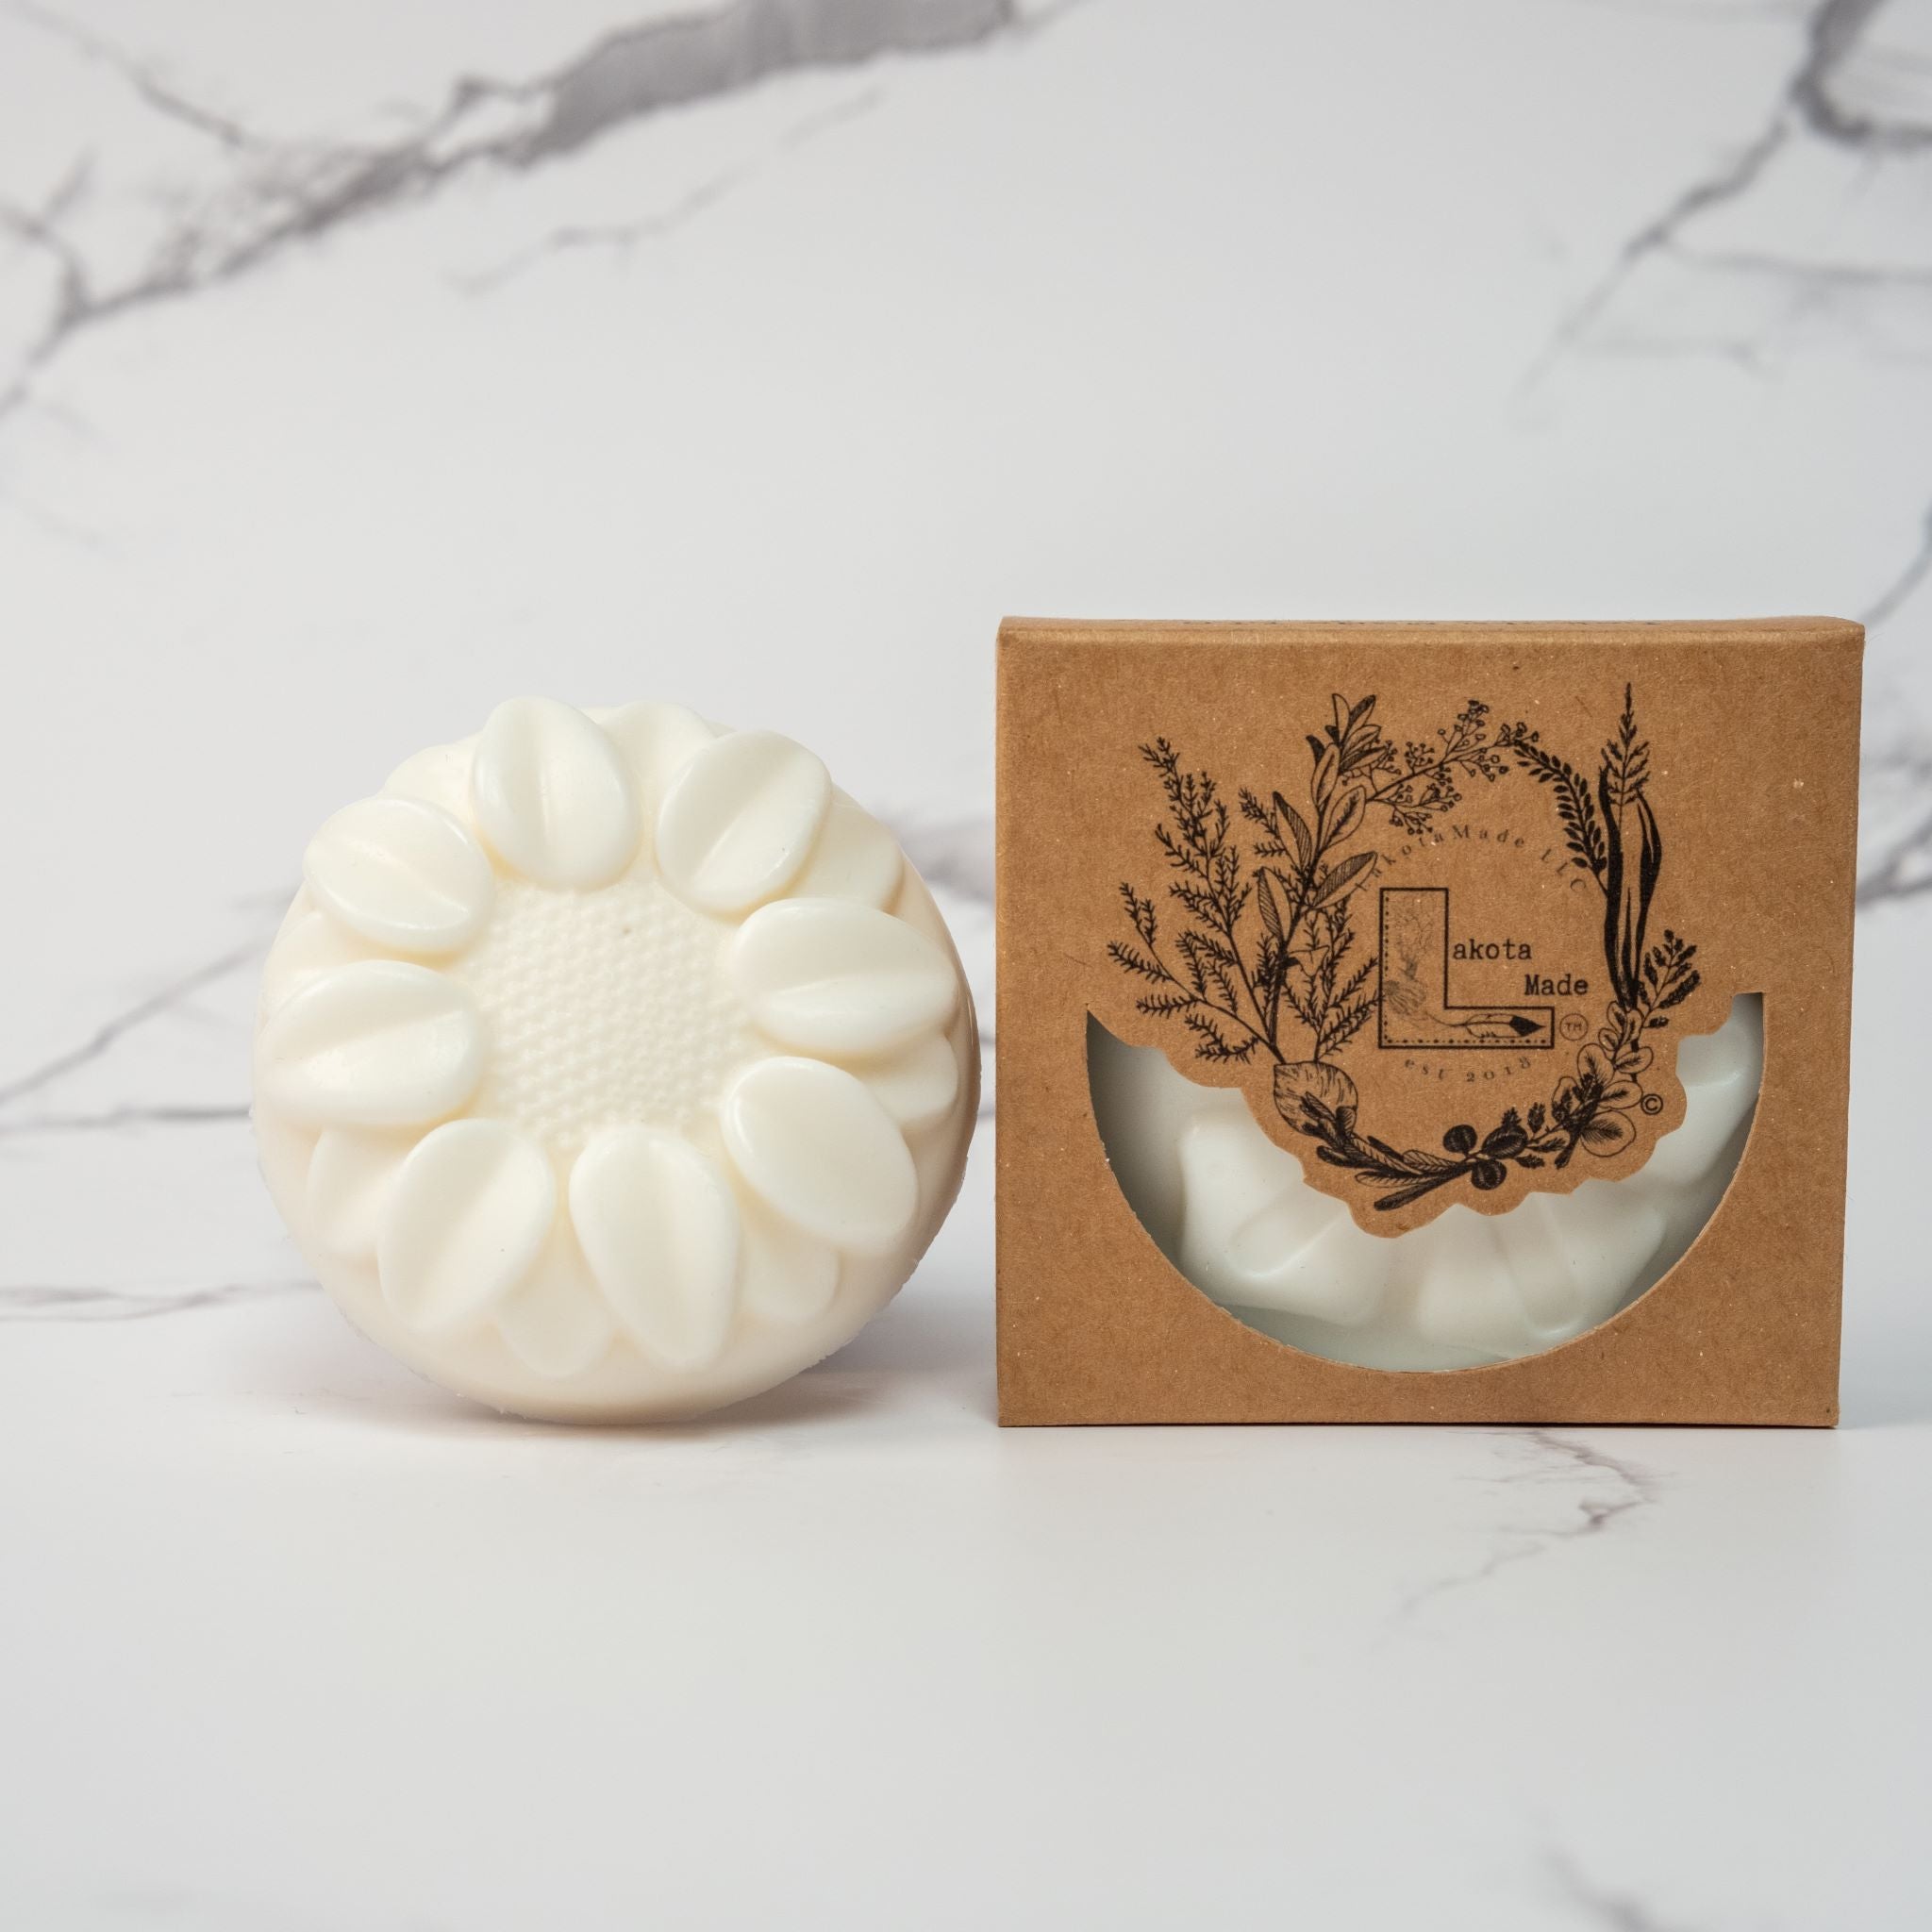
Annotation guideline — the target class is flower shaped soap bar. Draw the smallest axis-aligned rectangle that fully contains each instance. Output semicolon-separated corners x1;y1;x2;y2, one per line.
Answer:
254;699;978;1421
1090;996;1761;1372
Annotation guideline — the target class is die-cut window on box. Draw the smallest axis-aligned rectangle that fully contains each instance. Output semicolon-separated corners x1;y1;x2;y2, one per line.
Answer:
1087;994;1763;1373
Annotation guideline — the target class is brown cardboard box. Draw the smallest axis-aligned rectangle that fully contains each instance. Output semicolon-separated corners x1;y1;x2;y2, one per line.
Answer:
995;618;1862;1425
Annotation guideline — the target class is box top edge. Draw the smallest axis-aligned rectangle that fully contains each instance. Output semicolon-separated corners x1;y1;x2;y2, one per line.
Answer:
997;615;1863;649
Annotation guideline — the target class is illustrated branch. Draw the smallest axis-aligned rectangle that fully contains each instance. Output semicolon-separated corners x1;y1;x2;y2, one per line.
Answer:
1110;697;1517;1070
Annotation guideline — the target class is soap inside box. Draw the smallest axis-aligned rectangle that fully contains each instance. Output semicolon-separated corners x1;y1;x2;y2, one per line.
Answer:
994;619;1861;1426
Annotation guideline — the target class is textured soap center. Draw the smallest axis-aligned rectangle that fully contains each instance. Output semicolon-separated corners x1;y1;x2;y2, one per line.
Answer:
452;875;756;1151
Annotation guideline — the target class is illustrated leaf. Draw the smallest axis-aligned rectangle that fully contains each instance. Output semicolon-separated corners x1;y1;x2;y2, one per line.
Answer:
1256;870;1284;943
1107;940;1167;983
1509;739;1607;881
1313;742;1341;809
1325;786;1366;846
1578;1109;1637;1156
1372;1175;1460;1211
1312;849;1376;906
1653;970;1701;1012
1602;684;1652;810
1273;791;1314;867
1136;992;1194;1017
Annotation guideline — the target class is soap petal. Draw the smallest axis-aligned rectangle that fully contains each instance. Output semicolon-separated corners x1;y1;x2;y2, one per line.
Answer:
656;730;832;914
1409;1210;1524;1356
1644;1000;1764;1186
258;960;484;1127
377;1120;556;1334
306;1126;413;1260
1174;1115;1375;1324
738;1198;840;1324
472;696;641;889
258;902;380;1018
851;1033;962;1133
727;899;958;1058
596;700;719;837
1641;1099;1748;1188
786;791;904;909
495;1221;618;1378
1495;1186;1667;1336
304;795;495;955
569;1126;740;1370
1251;1201;1403;1327
1679;997;1765;1091
722;1058;918;1255
383;741;474;820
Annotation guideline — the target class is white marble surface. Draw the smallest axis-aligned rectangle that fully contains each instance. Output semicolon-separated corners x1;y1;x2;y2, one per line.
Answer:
2;1;1930;1924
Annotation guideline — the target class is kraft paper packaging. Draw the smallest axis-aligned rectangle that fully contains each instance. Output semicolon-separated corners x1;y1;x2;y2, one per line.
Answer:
995;618;1860;1426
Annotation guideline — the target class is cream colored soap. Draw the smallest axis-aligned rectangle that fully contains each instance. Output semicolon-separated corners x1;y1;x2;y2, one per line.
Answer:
254;699;978;1422
1089;997;1761;1371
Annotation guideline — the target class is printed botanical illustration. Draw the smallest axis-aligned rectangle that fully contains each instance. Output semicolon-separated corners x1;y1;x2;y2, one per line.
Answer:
1108;687;1700;1212
1108;695;1512;1066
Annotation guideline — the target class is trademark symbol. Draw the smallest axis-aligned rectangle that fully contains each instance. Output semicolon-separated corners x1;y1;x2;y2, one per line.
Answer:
1559;1011;1588;1042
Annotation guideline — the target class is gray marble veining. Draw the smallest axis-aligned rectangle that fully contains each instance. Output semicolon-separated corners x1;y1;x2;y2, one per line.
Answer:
0;0;1026;421
0;8;1925;1921
1392;1428;1660;1623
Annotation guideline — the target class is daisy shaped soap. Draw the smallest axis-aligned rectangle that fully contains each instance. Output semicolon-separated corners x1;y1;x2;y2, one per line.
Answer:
254;699;977;1421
